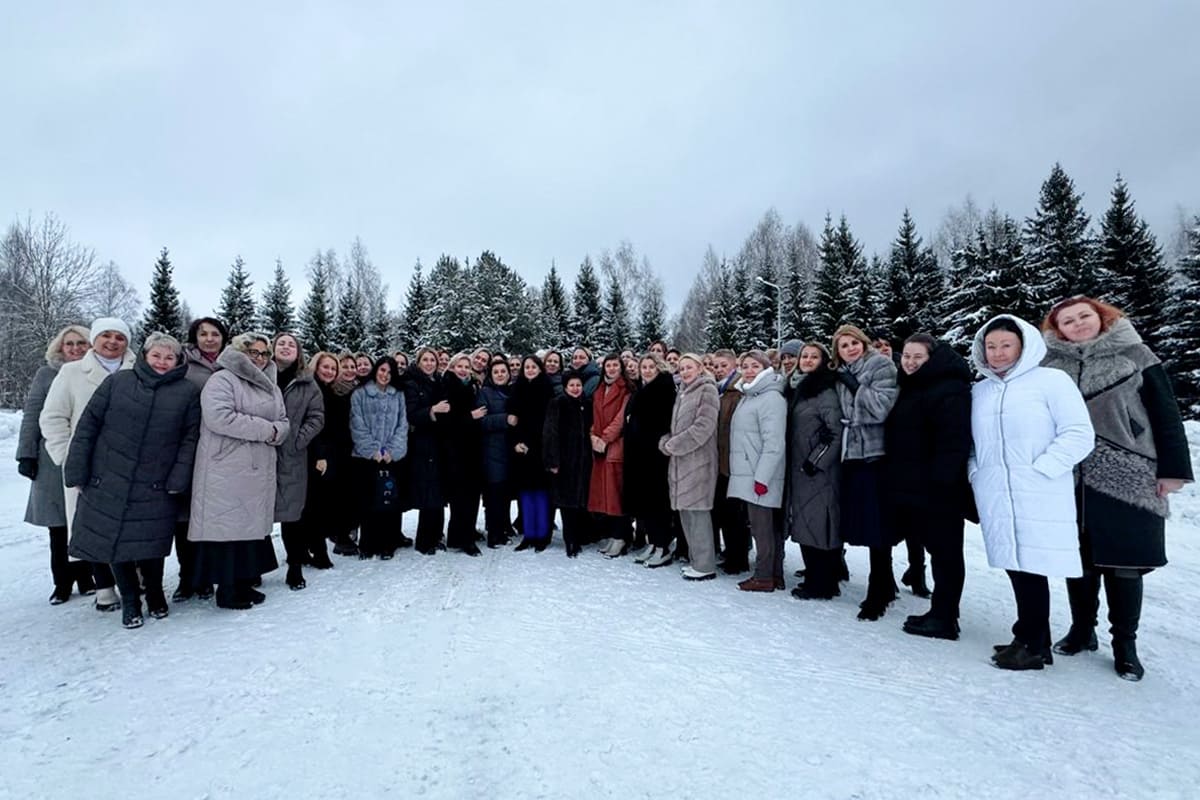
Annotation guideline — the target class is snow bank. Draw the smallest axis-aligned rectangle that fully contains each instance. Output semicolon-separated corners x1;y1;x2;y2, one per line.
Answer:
0;410;21;443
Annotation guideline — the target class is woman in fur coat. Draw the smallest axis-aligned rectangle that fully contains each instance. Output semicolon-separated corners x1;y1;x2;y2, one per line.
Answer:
1040;297;1192;680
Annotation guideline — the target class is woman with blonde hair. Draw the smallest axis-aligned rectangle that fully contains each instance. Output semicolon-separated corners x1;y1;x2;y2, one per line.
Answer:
831;324;900;620
17;325;94;604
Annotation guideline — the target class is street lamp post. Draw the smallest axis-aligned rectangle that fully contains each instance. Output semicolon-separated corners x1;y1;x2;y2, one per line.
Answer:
756;276;783;351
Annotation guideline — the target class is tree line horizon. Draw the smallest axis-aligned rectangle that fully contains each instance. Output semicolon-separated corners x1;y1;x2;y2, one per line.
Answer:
2;163;1199;416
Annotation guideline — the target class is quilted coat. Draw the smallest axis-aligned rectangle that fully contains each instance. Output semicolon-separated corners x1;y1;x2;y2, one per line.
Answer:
189;348;289;543
969;315;1094;578
727;368;787;508
64;359;201;562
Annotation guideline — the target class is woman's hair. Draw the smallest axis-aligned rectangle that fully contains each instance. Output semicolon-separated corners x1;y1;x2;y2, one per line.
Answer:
639;353;670;374
369;355;402;389
562;369;585;388
519;354;546;379
354;351;371;362
392;350;408;363
1041;295;1125;337
573;346;593;360
186;317;229;348
448;351;473;372
272;333;307;371
983;317;1024;340
903;333;938;353
738;349;771;369
801;341;832;367
45;324;91;366
676;352;706;371
230;332;271;353
486;358;510;387
308;351;339;380
142;332;182;356
830;324;873;368
413;346;439;371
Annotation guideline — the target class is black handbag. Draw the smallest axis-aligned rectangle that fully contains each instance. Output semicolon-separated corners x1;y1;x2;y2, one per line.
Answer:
373;468;397;514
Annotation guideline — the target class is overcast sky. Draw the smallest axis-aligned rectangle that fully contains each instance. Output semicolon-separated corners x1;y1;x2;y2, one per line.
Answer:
3;2;1197;318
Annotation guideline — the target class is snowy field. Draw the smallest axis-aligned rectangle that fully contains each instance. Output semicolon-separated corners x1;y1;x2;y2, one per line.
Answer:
1;409;1198;800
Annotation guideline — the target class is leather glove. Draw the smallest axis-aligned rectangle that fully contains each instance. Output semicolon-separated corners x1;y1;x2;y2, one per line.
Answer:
754;481;768;496
836;371;859;393
801;460;818;477
17;458;37;480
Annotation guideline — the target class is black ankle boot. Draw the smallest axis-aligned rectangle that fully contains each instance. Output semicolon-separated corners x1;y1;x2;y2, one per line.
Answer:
286;564;306;591
901;566;931;599
1113;639;1144;681
1052;625;1098;655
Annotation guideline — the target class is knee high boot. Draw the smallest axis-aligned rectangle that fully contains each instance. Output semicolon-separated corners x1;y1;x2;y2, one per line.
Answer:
1053;572;1101;655
1106;573;1145;681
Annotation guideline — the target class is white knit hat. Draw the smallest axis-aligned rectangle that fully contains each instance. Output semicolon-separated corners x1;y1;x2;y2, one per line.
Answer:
89;317;132;345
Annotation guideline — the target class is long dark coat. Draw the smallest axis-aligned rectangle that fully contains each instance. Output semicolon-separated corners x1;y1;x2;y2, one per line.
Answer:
64;360;201;563
478;382;512;487
883;343;974;524
440;372;483;498
403;367;446;510
18;364;67;527
275;368;325;523
786;369;844;549
305;381;354;531
622;371;676;517
543;392;593;508
509;373;554;491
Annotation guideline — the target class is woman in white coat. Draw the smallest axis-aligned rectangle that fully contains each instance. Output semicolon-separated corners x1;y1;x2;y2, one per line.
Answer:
969;315;1094;671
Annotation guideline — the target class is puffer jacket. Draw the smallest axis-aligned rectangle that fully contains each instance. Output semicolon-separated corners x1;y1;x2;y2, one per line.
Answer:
189;349;290;543
660;373;719;511
969;315;1094;578
64;359;201;562
727;367;787;508
275;367;325;523
39;349;136;535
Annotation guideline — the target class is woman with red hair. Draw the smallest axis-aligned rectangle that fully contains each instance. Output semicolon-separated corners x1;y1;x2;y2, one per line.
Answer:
1040;296;1192;681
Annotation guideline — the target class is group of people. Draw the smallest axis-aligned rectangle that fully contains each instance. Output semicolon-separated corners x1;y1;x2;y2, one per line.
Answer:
16;296;1192;682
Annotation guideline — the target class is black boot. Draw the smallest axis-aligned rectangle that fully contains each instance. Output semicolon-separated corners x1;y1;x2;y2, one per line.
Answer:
121;599;144;629
1053;572;1101;655
1107;574;1145;681
216;584;251;610
901;566;931;599
902;612;959;641
286;564;307;591
991;640;1047;671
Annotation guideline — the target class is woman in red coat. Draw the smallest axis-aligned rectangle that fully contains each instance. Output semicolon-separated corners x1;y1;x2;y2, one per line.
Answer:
588;353;632;557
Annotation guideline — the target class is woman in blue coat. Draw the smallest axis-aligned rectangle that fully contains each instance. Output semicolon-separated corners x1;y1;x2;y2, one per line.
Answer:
350;356;409;559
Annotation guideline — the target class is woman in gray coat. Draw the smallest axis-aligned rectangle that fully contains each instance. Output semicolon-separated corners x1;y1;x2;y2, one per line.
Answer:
786;342;845;600
728;350;788;592
64;333;201;629
16;325;94;604
659;354;720;581
833;324;900;621
189;333;290;611
273;333;325;591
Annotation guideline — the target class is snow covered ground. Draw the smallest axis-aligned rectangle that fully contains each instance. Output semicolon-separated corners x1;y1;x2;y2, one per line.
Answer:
0;409;1198;800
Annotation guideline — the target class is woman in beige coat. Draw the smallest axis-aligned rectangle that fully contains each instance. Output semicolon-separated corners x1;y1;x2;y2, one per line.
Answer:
189;333;290;610
660;354;720;581
39;317;135;612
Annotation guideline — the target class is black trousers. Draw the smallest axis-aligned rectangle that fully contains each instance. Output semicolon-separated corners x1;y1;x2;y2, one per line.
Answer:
447;487;481;550
415;507;446;551
1007;570;1051;651
893;506;965;620
560;507;591;548
712;477;750;567
48;525;93;592
799;545;840;595
482;483;512;545
113;558;165;609
638;511;674;549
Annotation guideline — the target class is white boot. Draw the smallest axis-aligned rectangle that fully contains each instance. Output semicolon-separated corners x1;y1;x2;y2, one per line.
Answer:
681;566;716;581
595;538;612;552
645;548;674;568
632;545;656;564
94;587;121;611
602;539;627;558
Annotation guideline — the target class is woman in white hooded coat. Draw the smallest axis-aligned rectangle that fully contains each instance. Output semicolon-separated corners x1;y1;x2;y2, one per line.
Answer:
969;315;1094;671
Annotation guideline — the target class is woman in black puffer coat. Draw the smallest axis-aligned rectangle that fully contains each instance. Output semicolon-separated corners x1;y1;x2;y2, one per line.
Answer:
884;334;974;641
623;355;677;567
479;359;514;548
63;333;201;629
405;347;450;554
543;370;594;556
